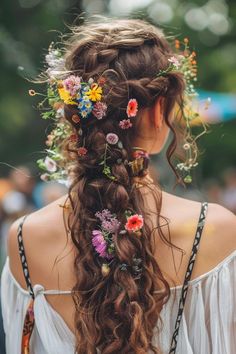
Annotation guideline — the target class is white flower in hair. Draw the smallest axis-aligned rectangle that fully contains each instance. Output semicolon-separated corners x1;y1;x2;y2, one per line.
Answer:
44;156;57;172
45;44;65;79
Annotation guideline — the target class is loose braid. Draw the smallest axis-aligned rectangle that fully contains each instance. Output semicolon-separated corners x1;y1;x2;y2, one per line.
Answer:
62;19;185;354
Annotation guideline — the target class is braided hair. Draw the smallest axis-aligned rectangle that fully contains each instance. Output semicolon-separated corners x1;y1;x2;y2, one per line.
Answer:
63;19;185;354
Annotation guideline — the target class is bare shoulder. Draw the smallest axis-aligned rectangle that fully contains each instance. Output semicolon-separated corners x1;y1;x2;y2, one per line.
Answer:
162;191;236;247
203;202;236;257
160;191;236;280
7;194;72;289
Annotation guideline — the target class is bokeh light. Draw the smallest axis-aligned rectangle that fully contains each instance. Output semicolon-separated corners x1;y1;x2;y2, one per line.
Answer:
148;2;174;24
109;0;153;16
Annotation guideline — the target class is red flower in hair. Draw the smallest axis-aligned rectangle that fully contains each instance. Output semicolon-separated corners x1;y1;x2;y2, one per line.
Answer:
126;98;138;118
70;134;78;142
125;214;143;233
77;147;87;156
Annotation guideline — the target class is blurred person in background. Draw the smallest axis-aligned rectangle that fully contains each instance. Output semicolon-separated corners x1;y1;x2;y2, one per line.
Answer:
1;18;236;354
33;181;68;209
8;166;36;207
0;166;36;266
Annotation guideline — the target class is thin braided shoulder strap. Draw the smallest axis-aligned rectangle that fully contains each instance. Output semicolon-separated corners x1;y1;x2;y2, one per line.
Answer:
168;202;208;354
17;215;34;299
17;216;36;354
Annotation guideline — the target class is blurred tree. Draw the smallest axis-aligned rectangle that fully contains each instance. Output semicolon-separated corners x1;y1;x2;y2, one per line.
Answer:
0;0;235;181
0;0;82;175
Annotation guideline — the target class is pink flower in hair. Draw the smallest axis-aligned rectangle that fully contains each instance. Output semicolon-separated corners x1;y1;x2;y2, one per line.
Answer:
168;56;180;69
133;150;149;159
92;230;108;258
92;102;107;119
63;75;81;96
127;98;138;117
44;156;57;172
119;119;133;129
106;133;119;145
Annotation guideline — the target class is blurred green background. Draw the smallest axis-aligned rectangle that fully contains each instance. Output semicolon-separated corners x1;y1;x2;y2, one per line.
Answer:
1;1;235;350
0;0;236;193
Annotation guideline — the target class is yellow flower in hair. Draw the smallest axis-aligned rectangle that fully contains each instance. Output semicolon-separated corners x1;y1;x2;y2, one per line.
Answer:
58;83;77;105
85;84;102;102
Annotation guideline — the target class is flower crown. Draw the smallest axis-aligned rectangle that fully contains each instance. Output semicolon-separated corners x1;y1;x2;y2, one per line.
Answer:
31;38;208;185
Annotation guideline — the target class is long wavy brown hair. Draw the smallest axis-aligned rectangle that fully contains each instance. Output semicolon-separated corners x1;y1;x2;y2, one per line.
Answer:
62;18;185;354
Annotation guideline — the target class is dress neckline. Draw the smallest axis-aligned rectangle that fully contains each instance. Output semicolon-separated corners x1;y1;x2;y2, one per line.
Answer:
4;250;236;342
6;249;236;294
169;249;236;291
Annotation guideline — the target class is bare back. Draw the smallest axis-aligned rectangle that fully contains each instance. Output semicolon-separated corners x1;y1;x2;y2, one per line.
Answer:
8;190;236;334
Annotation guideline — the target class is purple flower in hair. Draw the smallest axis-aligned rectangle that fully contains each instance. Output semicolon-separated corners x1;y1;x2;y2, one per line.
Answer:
95;209;113;222
92;230;108;258
102;218;120;233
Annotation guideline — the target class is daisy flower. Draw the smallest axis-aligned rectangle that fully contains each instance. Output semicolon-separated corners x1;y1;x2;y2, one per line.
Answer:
127;98;138;117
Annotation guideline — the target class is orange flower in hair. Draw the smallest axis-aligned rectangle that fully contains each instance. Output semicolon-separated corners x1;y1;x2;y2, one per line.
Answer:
127;99;138;118
72;114;80;123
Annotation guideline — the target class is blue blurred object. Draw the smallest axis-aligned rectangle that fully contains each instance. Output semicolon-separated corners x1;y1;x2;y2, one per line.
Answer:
199;90;236;123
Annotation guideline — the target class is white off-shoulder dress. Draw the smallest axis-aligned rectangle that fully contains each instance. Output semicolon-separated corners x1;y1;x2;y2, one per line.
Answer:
1;203;236;354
